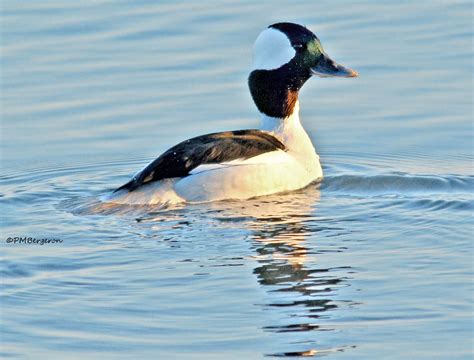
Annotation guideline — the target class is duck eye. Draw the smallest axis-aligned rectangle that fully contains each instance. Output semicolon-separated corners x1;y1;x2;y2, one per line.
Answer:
294;43;306;51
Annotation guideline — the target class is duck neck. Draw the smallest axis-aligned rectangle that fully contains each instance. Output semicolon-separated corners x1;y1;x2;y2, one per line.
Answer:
248;67;310;119
260;100;301;137
260;101;315;156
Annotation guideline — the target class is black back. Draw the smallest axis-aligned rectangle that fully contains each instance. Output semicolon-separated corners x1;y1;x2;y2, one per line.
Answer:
115;130;286;192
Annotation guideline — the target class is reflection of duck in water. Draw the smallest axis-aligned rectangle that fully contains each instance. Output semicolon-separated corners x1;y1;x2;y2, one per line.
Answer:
212;189;355;356
106;22;357;205
243;188;340;294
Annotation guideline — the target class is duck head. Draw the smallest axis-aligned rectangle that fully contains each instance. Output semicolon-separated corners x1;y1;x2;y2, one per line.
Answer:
249;22;358;119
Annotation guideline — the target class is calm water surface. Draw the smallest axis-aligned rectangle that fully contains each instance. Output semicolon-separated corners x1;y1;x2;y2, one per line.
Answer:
1;1;473;359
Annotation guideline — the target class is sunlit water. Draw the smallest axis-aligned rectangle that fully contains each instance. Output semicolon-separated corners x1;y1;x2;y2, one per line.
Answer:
1;1;473;359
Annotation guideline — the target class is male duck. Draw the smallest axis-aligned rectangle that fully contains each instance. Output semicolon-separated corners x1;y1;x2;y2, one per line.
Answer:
106;22;357;205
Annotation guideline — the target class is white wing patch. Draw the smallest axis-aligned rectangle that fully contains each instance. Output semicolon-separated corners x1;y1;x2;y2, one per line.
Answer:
252;28;295;71
226;150;290;165
188;163;234;175
188;150;290;176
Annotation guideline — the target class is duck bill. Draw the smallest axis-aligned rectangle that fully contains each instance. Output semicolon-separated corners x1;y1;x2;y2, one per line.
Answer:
311;53;358;78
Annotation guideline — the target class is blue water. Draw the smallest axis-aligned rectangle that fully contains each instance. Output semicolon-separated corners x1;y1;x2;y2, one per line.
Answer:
1;1;473;359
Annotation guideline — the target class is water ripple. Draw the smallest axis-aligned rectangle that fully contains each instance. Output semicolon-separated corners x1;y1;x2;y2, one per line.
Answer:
322;173;473;197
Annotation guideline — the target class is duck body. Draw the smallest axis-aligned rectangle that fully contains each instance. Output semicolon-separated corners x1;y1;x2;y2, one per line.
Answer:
105;101;321;205
105;22;356;205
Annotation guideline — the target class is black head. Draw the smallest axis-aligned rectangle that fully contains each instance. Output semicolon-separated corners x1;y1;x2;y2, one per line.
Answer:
249;22;357;118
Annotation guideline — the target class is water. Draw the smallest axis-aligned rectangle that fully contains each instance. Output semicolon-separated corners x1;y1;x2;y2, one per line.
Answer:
1;1;473;359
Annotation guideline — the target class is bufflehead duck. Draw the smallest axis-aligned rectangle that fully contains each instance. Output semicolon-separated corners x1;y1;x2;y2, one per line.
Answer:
106;22;357;205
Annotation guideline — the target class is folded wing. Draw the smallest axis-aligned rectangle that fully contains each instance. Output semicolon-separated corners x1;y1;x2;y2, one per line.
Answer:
115;129;286;192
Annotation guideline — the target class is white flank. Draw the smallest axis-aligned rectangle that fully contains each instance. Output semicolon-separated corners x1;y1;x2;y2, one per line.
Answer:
252;27;295;71
174;151;314;203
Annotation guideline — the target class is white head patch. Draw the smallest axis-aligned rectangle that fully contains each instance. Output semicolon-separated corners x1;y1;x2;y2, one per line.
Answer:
252;27;296;71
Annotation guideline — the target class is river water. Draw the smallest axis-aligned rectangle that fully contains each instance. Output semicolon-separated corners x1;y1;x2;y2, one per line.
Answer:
1;1;473;359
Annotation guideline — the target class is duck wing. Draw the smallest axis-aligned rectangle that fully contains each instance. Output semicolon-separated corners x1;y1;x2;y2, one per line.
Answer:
114;129;286;192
